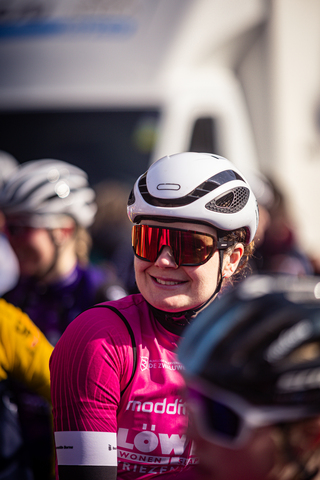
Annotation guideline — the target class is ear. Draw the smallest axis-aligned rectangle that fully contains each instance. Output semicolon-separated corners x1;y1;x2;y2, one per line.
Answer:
222;243;244;278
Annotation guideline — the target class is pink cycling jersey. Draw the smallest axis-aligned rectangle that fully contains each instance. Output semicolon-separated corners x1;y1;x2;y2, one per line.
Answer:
50;293;198;479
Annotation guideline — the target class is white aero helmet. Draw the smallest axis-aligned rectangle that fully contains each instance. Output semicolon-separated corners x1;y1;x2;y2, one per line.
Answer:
127;152;259;243
0;159;97;228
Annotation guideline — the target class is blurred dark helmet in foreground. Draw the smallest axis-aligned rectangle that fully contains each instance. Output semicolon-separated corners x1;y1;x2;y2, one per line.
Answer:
179;274;320;427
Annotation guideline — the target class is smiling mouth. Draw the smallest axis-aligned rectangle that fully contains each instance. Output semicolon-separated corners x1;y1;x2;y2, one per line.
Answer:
154;277;186;286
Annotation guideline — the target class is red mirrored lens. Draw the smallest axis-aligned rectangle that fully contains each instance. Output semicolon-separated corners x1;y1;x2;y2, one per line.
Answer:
132;225;216;266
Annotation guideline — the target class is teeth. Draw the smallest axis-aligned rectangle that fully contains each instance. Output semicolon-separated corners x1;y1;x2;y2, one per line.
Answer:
156;278;180;286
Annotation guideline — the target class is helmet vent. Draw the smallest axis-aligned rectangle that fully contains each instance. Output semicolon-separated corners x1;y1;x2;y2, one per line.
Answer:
205;187;249;213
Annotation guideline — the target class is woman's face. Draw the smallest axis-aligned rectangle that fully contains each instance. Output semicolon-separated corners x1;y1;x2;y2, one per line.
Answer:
6;224;57;278
134;220;238;312
188;413;280;480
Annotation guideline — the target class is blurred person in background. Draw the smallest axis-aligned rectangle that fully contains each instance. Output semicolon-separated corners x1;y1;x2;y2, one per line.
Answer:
0;158;127;480
246;170;313;276
0;158;127;346
50;152;259;480
243;169;274;252
179;274;320;480
0;298;53;480
0;150;20;296
90;179;138;294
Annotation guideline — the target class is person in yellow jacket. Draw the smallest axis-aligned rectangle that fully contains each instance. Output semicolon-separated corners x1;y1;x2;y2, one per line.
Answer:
0;298;53;479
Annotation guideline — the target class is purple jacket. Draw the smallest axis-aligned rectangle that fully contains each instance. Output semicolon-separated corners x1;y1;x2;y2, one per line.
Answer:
4;263;127;345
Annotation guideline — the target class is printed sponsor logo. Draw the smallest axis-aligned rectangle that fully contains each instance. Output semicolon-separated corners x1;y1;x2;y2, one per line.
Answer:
118;425;190;457
140;358;184;371
126;398;186;415
116;424;198;470
118;459;198;475
140;357;149;371
118;451;169;464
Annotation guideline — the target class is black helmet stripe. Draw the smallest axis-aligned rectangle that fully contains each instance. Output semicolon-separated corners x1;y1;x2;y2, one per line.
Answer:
139;169;245;208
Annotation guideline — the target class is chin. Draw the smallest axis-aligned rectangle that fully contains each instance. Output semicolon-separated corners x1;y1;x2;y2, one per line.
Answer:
153;299;195;312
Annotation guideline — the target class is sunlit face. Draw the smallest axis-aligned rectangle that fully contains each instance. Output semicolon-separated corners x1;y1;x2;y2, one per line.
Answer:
187;411;279;480
134;220;221;312
6;224;56;278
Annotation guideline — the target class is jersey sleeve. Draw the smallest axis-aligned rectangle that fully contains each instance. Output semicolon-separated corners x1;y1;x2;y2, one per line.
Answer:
50;305;134;433
0;298;53;402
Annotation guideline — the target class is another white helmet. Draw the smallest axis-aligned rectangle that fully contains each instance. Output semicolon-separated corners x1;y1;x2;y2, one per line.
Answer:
127;152;259;243
0;159;97;228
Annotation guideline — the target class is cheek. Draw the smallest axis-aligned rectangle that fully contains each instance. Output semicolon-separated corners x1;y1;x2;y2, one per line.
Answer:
133;257;148;286
30;236;49;255
188;422;278;480
28;233;56;263
134;257;143;275
233;428;279;480
188;252;220;287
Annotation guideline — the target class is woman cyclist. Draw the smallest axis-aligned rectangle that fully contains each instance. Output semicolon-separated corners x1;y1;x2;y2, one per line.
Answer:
178;274;320;480
0;158;126;345
0;158;127;480
50;152;259;479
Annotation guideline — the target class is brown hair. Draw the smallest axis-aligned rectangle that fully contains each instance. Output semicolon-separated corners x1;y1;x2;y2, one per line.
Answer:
223;227;255;285
74;226;92;265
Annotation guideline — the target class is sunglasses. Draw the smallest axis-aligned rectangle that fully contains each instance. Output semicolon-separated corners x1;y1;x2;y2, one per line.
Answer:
186;380;311;449
132;224;232;267
5;224;35;238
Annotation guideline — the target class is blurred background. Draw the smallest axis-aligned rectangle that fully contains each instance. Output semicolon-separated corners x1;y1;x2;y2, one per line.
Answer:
0;0;319;262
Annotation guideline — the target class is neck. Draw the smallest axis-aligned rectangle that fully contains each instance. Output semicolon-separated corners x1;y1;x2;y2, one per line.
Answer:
148;293;219;336
149;305;193;335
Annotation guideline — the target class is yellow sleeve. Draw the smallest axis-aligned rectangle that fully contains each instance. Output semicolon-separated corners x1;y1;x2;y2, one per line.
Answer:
0;298;53;403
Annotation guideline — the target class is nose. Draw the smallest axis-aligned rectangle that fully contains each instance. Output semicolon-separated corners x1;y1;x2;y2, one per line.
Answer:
154;246;178;268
